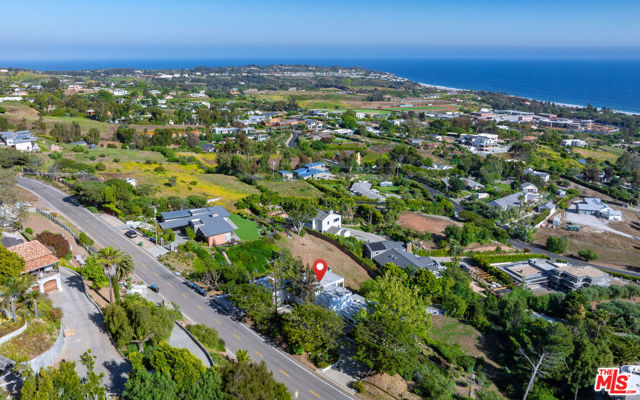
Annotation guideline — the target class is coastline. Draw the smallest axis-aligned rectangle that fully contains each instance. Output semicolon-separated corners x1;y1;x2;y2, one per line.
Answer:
418;81;640;116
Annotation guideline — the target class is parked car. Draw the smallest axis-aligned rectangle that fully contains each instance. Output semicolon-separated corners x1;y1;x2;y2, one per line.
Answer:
149;284;160;293
125;230;138;238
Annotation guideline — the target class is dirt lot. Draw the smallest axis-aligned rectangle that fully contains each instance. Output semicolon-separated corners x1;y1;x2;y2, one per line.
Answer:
534;224;640;271
17;186;50;209
23;213;87;258
277;233;372;290
397;212;461;240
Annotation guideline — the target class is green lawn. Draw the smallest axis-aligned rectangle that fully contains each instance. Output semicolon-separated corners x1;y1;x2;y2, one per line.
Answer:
229;214;261;241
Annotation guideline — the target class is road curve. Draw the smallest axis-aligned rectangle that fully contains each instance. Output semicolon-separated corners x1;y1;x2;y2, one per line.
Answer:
18;177;353;400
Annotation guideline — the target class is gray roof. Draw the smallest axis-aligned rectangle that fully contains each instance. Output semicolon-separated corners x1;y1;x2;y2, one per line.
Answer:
365;240;404;253
489;192;525;210
161;206;230;222
373;248;439;272
195;216;235;237
575;198;608;212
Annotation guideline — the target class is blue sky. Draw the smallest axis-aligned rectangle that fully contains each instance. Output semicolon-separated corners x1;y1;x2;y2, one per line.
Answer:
2;0;640;59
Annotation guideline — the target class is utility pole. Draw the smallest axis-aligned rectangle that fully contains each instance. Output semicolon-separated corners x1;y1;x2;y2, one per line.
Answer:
153;206;158;246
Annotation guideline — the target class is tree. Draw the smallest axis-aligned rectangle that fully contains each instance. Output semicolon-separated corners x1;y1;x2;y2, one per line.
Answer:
289;265;319;304
360;271;431;339
220;359;292;400
1;275;34;322
96;247;134;302
35;231;70;258
567;335;613;400
79;255;108;289
272;248;301;307
354;309;420;376
227;284;273;330
513;319;574;400
578;249;598;261
19;350;105;400
282;198;316;235
123;367;178;400
104;295;180;351
283;303;344;354
545;236;569;254
0;245;25;284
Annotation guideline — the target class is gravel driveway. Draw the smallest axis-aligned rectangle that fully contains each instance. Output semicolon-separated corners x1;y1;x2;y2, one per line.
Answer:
49;268;130;393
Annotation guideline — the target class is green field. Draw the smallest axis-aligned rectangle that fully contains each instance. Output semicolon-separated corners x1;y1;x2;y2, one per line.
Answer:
229;214;261;241
260;179;323;197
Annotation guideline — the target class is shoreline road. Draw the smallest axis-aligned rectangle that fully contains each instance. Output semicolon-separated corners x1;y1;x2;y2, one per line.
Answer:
18;177;353;400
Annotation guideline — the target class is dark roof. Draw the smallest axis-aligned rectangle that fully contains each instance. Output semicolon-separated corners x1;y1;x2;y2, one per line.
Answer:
195;216;235;237
365;240;404;253
161;206;230;222
373;248;438;272
1;236;24;247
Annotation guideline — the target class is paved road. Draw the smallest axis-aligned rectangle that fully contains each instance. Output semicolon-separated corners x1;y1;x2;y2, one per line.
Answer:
49;268;130;393
18;177;353;400
409;176;465;214
287;130;300;148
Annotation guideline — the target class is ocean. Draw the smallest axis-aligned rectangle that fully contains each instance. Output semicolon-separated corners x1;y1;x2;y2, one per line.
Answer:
2;58;639;113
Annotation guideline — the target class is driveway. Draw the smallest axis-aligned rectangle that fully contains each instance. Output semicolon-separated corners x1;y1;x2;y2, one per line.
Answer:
49;268;130;393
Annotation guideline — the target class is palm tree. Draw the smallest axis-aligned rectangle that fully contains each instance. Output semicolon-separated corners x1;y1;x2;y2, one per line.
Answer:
96;247;134;303
235;349;251;364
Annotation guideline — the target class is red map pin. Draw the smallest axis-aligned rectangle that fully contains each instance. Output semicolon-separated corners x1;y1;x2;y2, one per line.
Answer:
312;259;327;282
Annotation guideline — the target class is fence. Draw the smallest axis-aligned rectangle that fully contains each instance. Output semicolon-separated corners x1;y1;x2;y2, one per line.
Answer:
304;229;378;276
35;208;95;255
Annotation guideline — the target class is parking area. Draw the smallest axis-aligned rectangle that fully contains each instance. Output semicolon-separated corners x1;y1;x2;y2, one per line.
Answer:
49;268;130;393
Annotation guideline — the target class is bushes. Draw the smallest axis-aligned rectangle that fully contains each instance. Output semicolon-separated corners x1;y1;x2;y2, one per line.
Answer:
546;235;569;253
185;324;226;352
78;232;94;247
25;227;33;234
578;249;598;261
35;231;70;258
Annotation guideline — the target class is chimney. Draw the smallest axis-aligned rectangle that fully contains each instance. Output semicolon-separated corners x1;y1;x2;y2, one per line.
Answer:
406;242;412;253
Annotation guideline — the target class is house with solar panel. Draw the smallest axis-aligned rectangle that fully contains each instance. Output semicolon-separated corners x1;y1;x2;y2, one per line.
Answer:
158;206;238;246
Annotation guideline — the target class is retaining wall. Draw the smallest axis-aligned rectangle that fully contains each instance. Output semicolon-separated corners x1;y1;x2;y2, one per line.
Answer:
28;324;64;372
0;320;27;346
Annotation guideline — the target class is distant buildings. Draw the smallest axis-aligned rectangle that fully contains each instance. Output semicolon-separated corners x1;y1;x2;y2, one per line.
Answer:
569;197;622;221
0;130;38;151
159;206;238;246
561;139;588;147
524;167;550;183
489;190;540;211
294;162;332;180
495;258;610;292
124;177;137;187
457;133;499;151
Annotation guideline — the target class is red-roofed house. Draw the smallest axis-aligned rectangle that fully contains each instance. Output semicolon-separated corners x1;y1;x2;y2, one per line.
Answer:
7;240;62;293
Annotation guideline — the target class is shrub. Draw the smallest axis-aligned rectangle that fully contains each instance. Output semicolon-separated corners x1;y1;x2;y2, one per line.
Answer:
25;227;33;234
578;249;598;261
113;158;120;163
78;232;94;246
185;324;226;352
35;231;70;258
546;235;569;253
107;144;117;149
353;381;365;393
95;162;106;171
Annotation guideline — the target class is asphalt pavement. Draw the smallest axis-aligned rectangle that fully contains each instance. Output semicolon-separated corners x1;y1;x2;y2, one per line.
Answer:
18;177;354;400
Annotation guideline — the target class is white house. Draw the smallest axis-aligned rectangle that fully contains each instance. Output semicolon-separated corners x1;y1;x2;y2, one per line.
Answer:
571;197;622;221
524;167;550;183
1;130;37;152
521;182;539;194
124;178;137;187
307;210;341;233
562;139;588;147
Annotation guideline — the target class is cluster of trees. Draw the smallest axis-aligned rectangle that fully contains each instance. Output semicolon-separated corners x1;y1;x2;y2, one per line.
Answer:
104;294;181;351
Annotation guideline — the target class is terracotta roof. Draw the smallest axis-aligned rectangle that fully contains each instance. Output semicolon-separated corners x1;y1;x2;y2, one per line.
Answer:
7;240;59;273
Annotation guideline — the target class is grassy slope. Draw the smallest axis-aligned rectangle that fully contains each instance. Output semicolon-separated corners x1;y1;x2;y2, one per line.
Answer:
228;214;261;240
